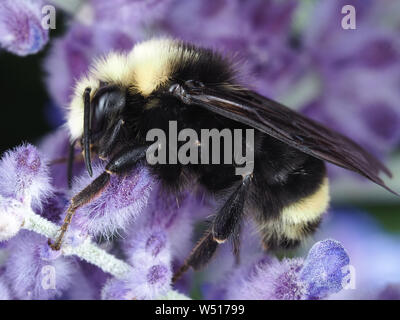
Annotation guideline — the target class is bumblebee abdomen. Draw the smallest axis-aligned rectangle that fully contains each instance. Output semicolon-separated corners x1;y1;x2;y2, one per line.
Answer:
249;141;330;250
257;177;330;250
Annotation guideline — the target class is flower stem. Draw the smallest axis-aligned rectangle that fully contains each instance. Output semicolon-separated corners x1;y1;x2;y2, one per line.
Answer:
22;209;190;299
63;239;132;278
23;209;131;278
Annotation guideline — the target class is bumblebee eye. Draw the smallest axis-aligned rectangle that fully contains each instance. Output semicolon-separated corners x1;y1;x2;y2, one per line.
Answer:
169;83;180;94
91;88;126;135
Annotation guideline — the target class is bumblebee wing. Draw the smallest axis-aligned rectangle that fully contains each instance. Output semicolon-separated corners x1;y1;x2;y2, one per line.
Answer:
178;85;398;196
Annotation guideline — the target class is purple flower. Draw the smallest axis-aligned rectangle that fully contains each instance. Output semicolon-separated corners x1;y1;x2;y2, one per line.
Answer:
315;209;400;299
102;188;210;300
3;0;399;301
0;195;25;241
33;190;69;224
61;269;98;300
118;188;211;297
45;22;138;110
92;0;173;29
164;0;303;99
4;230;74;300
226;257;307;300
166;0;297;44
38;128;85;190
377;284;400;300
45;24;93;109
300;239;350;299
201;220;267;297
124;228;169;266
125;187;207;262
70;164;155;238
0;276;11;300
0;144;52;207
102;261;172;300
303;61;400;159
102;226;172;300
0;0;49;56
207;239;350;300
302;1;400;158
64;261;109;300
101;277;131;300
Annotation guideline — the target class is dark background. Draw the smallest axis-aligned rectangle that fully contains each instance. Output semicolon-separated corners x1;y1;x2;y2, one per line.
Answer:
0;13;66;154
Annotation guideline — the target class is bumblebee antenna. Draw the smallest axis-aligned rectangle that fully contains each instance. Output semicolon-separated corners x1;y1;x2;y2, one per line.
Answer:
83;87;93;177
67;139;77;188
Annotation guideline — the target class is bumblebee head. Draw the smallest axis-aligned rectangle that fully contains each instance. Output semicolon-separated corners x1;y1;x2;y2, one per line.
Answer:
67;39;176;141
67;39;179;175
67;38;234;175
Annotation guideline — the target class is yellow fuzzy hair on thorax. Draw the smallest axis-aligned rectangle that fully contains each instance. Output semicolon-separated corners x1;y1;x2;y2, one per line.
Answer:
67;38;195;140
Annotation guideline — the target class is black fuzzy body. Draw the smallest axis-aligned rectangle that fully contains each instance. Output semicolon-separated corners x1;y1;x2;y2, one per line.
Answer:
135;99;326;250
91;42;327;250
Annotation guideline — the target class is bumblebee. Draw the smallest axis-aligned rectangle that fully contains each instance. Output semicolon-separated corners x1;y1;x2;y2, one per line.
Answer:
52;39;397;280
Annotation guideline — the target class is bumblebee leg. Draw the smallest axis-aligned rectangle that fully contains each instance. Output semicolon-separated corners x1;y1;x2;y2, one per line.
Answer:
50;145;148;250
212;175;251;243
231;221;242;265
172;231;217;283
104;144;148;174
173;175;251;282
50;172;111;250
